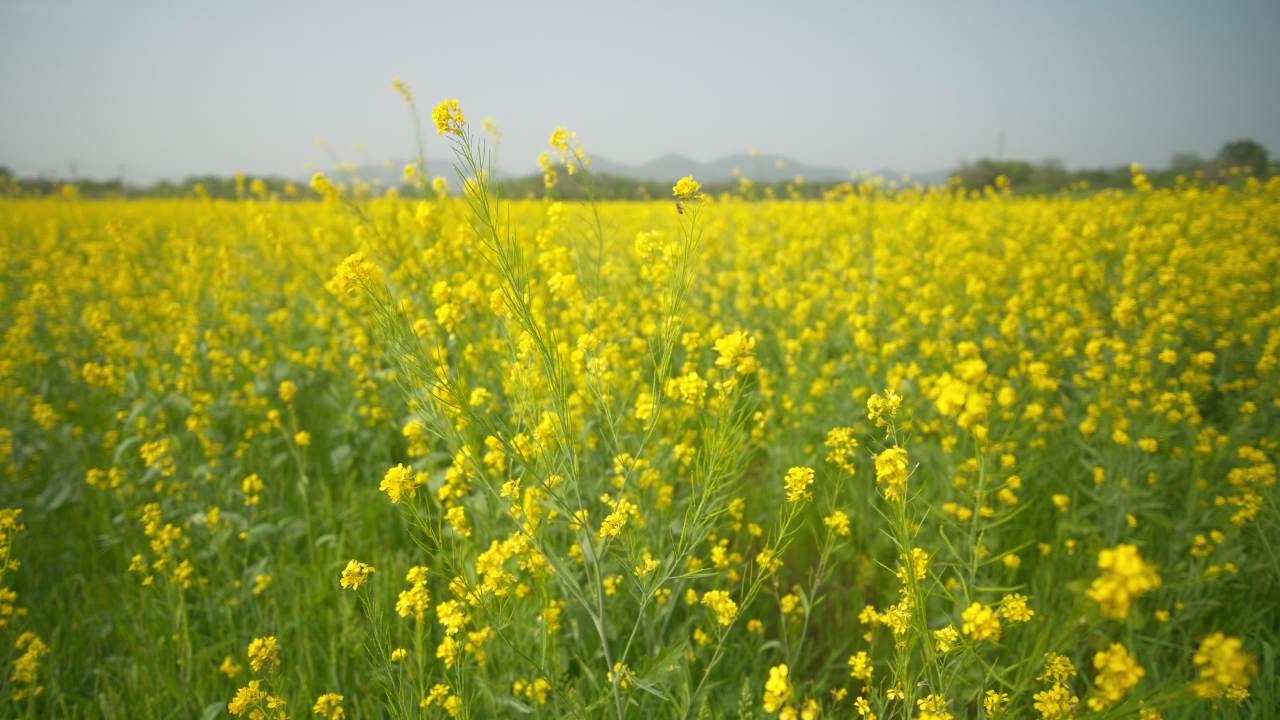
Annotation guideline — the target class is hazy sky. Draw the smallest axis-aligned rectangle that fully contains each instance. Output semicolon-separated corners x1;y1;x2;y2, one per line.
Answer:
3;0;1278;182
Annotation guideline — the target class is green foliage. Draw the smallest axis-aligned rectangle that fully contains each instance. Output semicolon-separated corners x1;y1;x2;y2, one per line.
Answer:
1216;139;1270;176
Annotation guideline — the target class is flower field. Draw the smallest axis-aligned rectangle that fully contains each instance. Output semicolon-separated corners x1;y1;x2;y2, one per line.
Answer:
0;103;1278;719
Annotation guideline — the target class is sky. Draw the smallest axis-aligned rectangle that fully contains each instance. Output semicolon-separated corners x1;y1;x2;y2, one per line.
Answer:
2;0;1278;183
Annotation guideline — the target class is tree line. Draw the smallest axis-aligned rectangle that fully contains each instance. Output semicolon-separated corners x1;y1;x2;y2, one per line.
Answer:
2;139;1271;201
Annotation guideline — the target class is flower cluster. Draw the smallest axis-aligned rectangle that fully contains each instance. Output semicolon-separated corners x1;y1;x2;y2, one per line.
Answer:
1087;543;1161;620
339;559;375;591
431;99;466;136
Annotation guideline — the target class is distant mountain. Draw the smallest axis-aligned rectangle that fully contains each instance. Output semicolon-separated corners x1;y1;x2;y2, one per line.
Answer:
329;159;533;188
571;154;950;186
586;153;847;183
336;153;950;188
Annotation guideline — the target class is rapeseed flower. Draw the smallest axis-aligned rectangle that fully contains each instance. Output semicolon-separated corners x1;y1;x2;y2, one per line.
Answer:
762;663;792;714
783;466;815;503
339;559;374;590
431;99;466;136
672;175;702;200
1087;544;1161;619
874;447;909;502
1192;633;1256;701
247;636;279;673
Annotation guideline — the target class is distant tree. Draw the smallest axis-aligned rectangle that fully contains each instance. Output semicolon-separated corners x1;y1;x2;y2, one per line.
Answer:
950;159;1034;190
1031;158;1068;191
0;165;11;179
1170;153;1205;172
1216;139;1269;176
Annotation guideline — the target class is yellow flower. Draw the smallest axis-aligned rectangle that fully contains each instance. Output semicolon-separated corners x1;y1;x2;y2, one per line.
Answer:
998;593;1034;623
899;547;928;582
597;496;639;539
847;651;872;681
1088;643;1143;710
1192;633;1256;701
874;447;909;502
866;389;902;428
380;464;422;504
692;627;711;646
609;662;634;689
960;602;1001;642
916;693;952;720
823;510;851;536
634;549;660;577
1039;652;1077;684
219;655;243;679
437;600;469;636
391;78;412;102
228;680;273;717
714;330;758;375
432;99;466;136
672;175;702;200
396;566;431;621
762;663;792;714
246;636;279;673
333;251;376;296
634;391;655;422
824;426;859;473
445;505;471;538
783;466;815;503
1033;683;1077;720
668;371;708;405
310;172;339;200
700;590;739;626
9;632;48;699
933;625;959;653
252;574;272;596
312;692;345;719
1086;543;1161;620
549;127;572;152
421;683;462;716
983;690;1008;716
339;559;375;590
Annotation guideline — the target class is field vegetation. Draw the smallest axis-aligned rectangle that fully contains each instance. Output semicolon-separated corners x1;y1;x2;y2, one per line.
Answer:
0;89;1277;719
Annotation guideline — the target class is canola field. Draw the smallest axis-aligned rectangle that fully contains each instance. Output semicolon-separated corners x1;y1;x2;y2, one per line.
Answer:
1;107;1278;720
